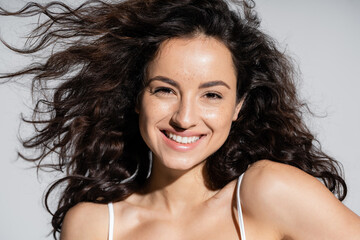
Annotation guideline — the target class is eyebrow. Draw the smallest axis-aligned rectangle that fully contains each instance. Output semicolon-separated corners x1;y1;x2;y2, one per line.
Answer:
199;80;230;89
147;76;231;89
147;76;179;88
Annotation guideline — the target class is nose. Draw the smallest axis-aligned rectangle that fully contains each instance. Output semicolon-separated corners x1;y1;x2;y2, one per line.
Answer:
170;97;198;129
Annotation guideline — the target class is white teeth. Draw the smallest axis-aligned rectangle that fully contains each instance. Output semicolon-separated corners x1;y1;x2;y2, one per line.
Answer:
167;132;200;144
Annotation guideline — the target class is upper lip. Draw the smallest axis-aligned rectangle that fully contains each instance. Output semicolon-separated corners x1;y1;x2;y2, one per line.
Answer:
161;128;205;137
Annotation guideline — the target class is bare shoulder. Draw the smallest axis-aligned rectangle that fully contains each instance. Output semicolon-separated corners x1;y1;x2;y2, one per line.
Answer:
240;159;341;216
61;202;109;240
241;159;314;196
240;160;322;209
215;160;303;206
241;160;360;239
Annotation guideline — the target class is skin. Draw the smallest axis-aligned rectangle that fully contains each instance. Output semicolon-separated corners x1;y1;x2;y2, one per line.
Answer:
61;36;360;240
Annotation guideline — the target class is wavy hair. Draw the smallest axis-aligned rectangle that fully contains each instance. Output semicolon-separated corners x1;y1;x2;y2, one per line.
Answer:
0;0;346;238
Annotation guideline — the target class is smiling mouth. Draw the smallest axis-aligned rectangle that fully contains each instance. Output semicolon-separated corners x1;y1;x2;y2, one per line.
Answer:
162;131;203;144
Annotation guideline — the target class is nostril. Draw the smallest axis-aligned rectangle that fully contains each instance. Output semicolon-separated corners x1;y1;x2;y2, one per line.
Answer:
170;108;198;129
168;121;187;131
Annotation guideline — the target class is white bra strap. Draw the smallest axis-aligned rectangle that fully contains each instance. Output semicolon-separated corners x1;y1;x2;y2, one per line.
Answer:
108;202;114;240
236;173;246;240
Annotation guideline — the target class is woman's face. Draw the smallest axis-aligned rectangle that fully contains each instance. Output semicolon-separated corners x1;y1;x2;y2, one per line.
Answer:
138;36;242;171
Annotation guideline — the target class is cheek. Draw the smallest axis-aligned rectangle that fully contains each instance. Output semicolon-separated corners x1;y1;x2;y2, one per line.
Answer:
139;97;174;129
202;105;235;127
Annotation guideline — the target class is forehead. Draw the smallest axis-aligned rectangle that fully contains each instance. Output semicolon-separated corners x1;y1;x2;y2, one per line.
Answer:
147;36;237;87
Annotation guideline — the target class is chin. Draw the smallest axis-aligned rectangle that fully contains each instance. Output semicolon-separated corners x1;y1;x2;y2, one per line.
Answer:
159;155;206;172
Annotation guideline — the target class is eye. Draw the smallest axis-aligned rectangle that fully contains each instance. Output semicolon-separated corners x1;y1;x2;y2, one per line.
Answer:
204;92;223;99
152;87;175;96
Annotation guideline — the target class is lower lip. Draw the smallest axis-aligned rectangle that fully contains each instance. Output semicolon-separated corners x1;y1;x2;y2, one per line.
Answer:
160;131;204;152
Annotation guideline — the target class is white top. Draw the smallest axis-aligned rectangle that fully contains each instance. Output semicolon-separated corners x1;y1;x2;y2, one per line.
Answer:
107;173;246;240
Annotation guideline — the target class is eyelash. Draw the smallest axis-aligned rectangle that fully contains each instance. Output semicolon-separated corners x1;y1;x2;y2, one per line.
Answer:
152;87;222;100
153;87;175;95
204;92;223;99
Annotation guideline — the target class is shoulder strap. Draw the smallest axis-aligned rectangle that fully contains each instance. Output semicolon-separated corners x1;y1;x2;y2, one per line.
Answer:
236;173;247;240
108;202;114;240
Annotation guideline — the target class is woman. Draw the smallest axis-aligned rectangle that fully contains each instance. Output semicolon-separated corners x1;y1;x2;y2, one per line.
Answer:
1;0;359;239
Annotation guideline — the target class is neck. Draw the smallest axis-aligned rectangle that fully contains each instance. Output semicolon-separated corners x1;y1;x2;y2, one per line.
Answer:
138;159;217;216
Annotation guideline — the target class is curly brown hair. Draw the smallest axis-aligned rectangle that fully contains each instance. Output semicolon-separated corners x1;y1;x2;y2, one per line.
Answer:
0;0;346;239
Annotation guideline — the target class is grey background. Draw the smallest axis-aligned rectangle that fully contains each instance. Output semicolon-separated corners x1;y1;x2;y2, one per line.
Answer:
0;0;359;239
